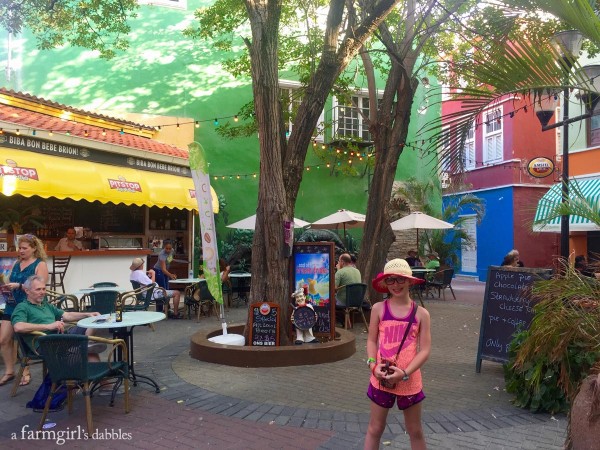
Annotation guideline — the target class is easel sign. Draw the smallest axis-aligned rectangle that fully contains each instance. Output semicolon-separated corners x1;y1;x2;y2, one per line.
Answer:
249;302;280;346
476;266;552;372
290;242;335;340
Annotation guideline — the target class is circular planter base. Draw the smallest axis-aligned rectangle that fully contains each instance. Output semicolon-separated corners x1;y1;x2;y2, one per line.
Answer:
190;324;356;367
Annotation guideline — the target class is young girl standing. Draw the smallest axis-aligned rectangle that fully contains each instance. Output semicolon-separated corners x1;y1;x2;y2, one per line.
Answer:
365;259;431;450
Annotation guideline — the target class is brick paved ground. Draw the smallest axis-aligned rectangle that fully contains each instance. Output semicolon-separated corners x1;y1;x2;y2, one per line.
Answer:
0;278;567;449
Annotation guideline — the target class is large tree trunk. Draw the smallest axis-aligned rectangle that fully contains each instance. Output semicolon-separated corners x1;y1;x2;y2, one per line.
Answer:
243;0;402;343
243;0;293;343
358;55;418;303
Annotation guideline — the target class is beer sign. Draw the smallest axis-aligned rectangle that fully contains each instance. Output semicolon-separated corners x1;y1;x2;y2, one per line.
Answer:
527;157;554;178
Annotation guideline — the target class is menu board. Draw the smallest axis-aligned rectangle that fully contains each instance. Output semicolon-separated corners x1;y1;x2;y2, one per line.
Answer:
476;266;552;372
249;302;280;346
290;242;335;340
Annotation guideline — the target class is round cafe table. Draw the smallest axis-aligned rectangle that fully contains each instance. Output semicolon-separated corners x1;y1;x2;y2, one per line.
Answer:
78;311;166;392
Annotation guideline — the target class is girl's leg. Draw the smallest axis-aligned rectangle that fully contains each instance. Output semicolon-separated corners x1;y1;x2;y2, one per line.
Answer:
403;401;426;450
364;401;390;450
0;320;16;380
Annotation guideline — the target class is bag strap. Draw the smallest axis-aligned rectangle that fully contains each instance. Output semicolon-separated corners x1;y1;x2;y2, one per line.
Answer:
392;301;418;360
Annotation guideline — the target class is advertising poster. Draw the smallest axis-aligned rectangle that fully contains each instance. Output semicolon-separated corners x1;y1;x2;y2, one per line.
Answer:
0;257;16;308
291;242;335;340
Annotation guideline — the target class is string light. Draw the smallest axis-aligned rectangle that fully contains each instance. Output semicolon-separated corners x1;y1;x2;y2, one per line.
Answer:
214;118;219;126
195;121;199;128
16;129;20;135
234;115;239;122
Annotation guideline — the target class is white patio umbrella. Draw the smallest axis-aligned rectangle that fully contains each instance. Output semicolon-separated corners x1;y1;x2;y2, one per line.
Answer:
310;209;366;240
390;211;454;251
227;214;310;230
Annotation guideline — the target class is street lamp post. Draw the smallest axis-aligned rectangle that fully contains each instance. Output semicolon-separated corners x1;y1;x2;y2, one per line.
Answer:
534;30;584;260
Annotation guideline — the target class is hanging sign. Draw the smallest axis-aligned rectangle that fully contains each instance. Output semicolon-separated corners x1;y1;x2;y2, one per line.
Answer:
527;157;554;178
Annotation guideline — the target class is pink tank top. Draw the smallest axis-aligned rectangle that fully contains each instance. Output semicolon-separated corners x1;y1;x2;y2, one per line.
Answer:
369;300;423;395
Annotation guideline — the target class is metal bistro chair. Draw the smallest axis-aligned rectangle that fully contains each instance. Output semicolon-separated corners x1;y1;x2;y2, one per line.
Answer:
184;282;218;321
130;281;169;313
11;331;46;397
230;271;250;307
339;283;369;332
46;289;80;312
409;272;427;307
121;284;155;312
426;268;456;301
47;256;71;293
81;290;120;315
36;334;129;435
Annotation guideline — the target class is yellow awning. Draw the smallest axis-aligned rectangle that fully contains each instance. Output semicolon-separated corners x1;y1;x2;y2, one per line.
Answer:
0;148;218;212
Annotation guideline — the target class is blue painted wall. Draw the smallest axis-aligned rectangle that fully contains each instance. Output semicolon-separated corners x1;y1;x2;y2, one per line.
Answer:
444;186;515;281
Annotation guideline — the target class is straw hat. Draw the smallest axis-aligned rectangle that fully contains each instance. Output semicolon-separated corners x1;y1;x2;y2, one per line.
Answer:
372;258;425;293
427;251;439;259
129;257;145;271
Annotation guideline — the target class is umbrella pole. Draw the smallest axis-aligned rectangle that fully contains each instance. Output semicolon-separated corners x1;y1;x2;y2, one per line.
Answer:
219;303;228;335
416;229;419;255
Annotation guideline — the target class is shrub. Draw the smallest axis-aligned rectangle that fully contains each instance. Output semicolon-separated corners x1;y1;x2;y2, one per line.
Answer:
503;265;600;413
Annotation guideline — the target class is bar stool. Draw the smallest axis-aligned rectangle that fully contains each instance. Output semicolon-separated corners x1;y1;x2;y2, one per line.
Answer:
47;256;71;293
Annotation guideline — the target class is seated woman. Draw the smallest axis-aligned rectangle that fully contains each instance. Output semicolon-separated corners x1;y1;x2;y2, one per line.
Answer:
501;249;524;267
129;257;182;318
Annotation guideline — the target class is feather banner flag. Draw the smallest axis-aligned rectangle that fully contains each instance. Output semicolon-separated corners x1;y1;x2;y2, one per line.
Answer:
188;142;223;304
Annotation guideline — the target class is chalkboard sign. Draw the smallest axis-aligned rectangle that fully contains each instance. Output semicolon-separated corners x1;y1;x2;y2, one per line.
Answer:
290;242;335;340
476;266;552;372
291;306;318;330
249;302;280;346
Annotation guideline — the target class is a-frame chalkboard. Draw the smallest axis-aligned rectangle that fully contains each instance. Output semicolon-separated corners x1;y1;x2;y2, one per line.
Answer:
476;266;552;373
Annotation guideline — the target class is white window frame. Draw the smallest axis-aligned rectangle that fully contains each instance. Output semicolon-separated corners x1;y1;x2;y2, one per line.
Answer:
482;107;503;163
138;0;187;9
463;123;475;170
332;90;380;142
279;81;324;142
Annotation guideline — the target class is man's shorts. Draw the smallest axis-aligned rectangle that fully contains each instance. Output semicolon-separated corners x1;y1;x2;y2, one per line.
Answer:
367;383;426;410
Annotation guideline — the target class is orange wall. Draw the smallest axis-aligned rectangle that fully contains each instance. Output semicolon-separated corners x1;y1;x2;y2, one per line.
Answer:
570;147;600;176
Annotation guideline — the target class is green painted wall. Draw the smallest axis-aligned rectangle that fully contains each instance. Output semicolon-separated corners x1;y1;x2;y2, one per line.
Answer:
1;1;440;243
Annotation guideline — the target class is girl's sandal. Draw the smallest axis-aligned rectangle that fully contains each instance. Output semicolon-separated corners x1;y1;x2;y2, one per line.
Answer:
19;374;31;386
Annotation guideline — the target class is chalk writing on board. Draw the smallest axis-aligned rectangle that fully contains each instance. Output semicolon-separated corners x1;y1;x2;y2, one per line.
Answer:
249;302;279;347
314;306;331;334
476;266;551;372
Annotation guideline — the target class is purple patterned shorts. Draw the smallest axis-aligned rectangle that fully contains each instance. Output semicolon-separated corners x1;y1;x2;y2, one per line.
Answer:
367;383;426;410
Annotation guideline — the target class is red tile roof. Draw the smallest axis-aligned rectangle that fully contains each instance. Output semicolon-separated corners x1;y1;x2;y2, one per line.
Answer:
0;89;188;159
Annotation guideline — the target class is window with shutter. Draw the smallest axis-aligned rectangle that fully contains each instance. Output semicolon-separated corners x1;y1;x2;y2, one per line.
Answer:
483;108;503;163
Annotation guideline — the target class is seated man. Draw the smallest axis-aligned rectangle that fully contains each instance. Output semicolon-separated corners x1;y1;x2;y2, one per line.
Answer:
12;275;105;363
425;251;441;282
55;227;83;251
405;249;422;267
129;257;182;318
334;253;362;307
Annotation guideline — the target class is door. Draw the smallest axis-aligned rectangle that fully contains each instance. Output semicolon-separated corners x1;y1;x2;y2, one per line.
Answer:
461;216;477;273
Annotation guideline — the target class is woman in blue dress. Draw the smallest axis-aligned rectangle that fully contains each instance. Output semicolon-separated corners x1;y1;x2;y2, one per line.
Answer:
0;234;48;387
